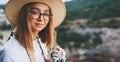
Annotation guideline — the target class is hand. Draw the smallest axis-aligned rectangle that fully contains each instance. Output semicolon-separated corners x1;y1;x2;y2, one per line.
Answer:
55;46;66;57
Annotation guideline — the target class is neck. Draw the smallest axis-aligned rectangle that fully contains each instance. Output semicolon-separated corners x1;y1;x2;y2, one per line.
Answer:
32;31;39;40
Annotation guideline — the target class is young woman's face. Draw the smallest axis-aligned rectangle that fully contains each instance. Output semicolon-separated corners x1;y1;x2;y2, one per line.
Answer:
27;3;51;32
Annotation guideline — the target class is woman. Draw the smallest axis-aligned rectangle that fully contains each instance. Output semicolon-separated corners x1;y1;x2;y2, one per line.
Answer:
0;0;66;62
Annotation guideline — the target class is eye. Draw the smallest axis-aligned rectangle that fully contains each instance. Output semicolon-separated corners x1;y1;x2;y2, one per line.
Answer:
30;11;39;15
44;14;50;16
29;8;40;15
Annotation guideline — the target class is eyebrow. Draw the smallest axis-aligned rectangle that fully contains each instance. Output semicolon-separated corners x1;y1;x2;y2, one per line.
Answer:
29;7;50;12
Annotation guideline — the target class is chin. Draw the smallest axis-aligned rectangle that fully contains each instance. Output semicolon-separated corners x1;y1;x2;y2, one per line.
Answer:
33;26;45;32
36;28;44;32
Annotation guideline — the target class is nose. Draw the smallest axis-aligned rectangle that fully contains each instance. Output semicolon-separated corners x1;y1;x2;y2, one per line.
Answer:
38;15;44;21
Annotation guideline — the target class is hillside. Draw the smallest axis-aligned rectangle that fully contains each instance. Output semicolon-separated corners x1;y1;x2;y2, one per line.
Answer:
57;0;120;48
65;0;120;21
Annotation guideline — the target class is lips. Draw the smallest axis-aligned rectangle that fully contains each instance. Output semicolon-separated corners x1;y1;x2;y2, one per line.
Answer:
35;22;44;25
35;23;41;25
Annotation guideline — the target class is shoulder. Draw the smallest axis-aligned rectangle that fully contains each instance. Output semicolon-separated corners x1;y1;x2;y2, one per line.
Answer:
0;46;18;62
0;48;20;62
1;37;25;56
2;37;21;54
0;37;25;62
4;37;23;51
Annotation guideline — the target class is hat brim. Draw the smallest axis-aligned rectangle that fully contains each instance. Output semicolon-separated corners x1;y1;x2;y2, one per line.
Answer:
5;0;66;28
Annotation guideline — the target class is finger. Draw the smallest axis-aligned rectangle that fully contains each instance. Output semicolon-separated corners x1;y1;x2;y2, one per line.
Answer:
56;46;66;57
56;46;61;51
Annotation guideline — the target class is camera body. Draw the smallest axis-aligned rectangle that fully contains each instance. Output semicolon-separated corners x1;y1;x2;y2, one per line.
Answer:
51;51;66;62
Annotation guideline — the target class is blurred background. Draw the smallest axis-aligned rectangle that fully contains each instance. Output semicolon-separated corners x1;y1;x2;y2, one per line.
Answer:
1;0;120;62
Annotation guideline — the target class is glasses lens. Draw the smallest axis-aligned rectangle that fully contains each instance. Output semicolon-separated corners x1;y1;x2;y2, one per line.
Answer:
29;9;40;19
43;14;51;20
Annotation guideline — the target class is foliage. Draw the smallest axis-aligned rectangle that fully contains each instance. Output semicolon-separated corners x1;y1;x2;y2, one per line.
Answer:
87;18;120;28
65;0;120;21
0;34;3;39
57;27;102;48
0;4;5;9
57;0;120;48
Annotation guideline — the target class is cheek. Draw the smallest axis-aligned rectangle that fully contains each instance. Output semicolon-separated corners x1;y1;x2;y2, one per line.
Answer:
44;21;49;27
46;21;50;24
28;16;34;24
27;19;35;28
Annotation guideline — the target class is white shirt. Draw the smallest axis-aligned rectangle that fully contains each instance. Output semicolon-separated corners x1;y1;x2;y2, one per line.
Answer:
0;36;48;62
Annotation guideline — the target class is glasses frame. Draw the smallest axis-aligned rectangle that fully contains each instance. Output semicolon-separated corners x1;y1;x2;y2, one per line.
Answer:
28;8;52;21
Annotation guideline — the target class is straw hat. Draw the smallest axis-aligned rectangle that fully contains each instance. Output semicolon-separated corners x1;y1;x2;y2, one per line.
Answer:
5;0;66;28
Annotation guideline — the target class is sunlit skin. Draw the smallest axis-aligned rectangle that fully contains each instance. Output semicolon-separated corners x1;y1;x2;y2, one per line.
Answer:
27;3;50;39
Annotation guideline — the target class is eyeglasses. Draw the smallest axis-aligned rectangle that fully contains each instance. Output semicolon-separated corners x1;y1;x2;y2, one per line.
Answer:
28;8;52;21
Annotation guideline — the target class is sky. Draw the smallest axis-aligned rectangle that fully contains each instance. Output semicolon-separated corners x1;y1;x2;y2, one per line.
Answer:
0;0;9;4
0;0;72;4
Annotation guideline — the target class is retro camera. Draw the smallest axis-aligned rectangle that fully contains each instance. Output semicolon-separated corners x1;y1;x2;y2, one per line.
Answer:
51;51;66;62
